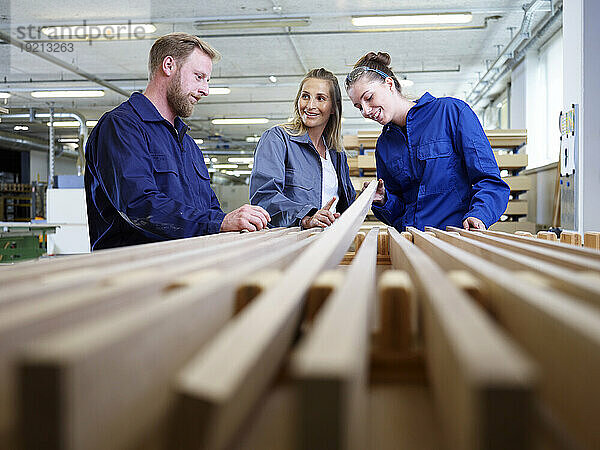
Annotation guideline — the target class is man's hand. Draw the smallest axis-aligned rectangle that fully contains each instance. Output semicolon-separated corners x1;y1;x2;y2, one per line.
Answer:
301;197;341;229
462;216;486;231
221;204;271;232
363;179;386;204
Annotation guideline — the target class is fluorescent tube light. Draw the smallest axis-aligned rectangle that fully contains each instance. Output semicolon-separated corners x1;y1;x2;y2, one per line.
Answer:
14;125;29;131
32;90;105;98
209;87;231;95
195;17;310;30
58;138;79;143
246;136;260;143
211;118;269;125
0;92;11;99
228;157;254;164
47;120;98;127
352;13;473;27
195;138;204;145
41;23;156;39
213;164;238;169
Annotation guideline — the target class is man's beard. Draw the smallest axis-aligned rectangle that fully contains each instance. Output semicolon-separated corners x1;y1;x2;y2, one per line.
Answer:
166;71;194;118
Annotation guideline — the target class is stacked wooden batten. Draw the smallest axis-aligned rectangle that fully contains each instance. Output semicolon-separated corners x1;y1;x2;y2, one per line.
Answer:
344;129;533;232
1;181;599;450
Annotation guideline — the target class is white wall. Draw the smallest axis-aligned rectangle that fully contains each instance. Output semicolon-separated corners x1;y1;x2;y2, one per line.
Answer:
563;0;600;231
30;151;78;183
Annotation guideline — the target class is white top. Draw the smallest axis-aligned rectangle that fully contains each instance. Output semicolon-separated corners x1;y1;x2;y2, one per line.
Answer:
321;151;339;213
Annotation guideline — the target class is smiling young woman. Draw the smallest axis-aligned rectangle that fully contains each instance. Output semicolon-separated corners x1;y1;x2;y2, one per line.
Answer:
249;68;356;228
345;51;510;232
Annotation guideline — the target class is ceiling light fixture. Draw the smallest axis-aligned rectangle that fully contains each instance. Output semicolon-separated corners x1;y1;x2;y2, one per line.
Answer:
13;125;29;131
246;136;260;143
195;138;204;145
32;90;105;98
211;118;269;125
195;17;311;30
352;13;473;27
0;92;11;99
269;76;277;83
58;138;79;143
400;79;414;88
41;23;156;40
209;87;231;95
47;120;98;127
213;164;238;169
228;157;254;164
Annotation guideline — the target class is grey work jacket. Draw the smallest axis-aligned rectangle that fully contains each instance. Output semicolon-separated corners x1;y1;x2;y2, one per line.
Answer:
249;126;356;227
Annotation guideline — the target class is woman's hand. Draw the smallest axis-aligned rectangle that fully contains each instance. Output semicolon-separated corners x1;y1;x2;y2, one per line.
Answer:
463;217;486;230
363;179;386;205
301;197;341;228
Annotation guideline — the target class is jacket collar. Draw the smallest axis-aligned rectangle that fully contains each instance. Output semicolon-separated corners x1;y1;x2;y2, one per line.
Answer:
411;92;436;111
128;92;189;137
288;131;312;144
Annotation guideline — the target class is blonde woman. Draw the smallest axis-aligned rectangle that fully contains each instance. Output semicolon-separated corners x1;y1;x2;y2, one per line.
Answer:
250;68;355;228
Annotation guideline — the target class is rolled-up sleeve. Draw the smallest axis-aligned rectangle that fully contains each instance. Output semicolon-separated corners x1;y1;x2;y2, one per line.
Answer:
249;128;318;227
455;105;510;227
88;114;225;240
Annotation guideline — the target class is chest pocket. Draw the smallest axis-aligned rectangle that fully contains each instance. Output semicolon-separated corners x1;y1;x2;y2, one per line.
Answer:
192;159;211;180
416;140;458;195
150;154;179;194
284;168;313;191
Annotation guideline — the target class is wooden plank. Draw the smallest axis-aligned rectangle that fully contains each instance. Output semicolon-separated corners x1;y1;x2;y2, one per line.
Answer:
504;200;528;216
502;176;530;191
488;221;536;234
17;236;315;450
537;231;558;241
409;227;600;449
427;227;600;309
0;227;291;286
304;270;345;324
342;135;359;149
234;269;282;314
584;232;600;250
172;181;378;450
480;229;600;261
0;229;300;311
378;270;415;352
494;153;528;169
357;154;376;169
377;228;389;255
447;227;600;272
446;270;489;312
291;227;379;450
350;176;376;191
390;228;536;450
560;231;582;246
485;129;527;148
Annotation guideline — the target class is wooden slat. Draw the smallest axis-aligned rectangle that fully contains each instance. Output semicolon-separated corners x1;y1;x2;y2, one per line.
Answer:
485;129;527;148
291;227;379;450
480;229;600;261
17;235;315;450
494;153;528;169
378;270;415;351
504;200;527;216
172;181;378;450
584;232;600;250
0;229;297;311
357;154;376;169
427;227;600;308
560;231;582;246
488;221;536;234
448;227;600;272
390;228;536;450
502;176;530;191
304;270;345;323
409;227;600;449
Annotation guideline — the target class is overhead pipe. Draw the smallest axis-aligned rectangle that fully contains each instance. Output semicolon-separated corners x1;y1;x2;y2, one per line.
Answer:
48;108;55;188
469;4;562;107
0;30;130;98
2;110;88;174
0;131;77;157
466;0;554;103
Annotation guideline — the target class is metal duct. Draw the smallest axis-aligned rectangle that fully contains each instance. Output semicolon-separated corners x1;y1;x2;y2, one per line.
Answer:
0;131;77;157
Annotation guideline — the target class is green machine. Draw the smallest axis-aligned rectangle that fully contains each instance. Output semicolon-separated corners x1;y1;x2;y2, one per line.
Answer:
0;222;59;263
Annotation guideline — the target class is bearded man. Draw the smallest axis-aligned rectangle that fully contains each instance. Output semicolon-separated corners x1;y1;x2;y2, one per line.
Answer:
85;33;270;250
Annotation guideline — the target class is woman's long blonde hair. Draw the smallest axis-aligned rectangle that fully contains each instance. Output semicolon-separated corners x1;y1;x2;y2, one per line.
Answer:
281;68;343;152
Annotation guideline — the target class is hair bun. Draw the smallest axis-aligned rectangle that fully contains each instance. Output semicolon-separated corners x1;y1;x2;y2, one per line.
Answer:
365;51;391;66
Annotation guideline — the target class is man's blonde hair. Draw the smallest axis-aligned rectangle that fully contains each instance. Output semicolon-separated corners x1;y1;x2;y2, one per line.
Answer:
148;33;220;80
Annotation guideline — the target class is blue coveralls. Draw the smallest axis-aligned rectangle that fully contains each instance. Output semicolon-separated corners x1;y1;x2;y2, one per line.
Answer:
85;92;225;250
371;92;510;230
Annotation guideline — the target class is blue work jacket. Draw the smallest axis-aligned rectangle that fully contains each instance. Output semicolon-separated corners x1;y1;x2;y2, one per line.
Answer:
372;92;509;230
249;126;356;227
85;92;225;250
